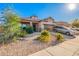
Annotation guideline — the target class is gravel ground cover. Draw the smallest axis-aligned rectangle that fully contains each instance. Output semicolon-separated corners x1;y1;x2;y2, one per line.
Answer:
0;35;56;56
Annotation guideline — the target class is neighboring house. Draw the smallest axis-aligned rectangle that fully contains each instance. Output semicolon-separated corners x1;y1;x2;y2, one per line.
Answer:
55;21;72;28
20;16;56;32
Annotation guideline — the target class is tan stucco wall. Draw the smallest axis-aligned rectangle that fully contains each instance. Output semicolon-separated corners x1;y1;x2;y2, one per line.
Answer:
38;21;54;31
38;22;44;31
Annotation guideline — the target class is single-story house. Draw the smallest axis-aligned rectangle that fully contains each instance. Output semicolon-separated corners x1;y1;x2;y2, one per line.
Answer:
20;16;56;32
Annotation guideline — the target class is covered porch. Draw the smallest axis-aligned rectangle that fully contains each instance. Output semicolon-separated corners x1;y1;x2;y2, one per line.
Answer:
20;20;40;32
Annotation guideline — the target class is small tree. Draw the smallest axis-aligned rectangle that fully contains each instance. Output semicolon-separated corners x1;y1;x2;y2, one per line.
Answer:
72;19;79;28
0;7;21;44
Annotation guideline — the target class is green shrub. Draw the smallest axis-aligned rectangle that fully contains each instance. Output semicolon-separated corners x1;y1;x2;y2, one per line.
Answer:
0;34;5;44
38;30;51;42
0;33;12;44
56;33;64;42
26;26;34;34
17;30;27;37
22;26;33;34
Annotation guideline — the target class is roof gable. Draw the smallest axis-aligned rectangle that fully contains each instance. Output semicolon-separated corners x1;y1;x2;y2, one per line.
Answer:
42;17;55;22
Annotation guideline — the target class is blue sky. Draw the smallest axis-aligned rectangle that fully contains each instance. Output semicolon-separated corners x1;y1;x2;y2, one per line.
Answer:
0;3;79;22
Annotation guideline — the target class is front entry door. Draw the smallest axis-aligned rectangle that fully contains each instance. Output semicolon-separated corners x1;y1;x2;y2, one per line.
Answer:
33;23;37;32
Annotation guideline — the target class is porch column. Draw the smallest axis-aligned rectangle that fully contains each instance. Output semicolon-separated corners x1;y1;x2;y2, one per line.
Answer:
40;22;44;31
30;22;33;26
41;24;44;30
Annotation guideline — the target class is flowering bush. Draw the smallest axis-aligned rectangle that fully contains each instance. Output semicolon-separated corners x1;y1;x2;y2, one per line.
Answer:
56;33;64;42
38;30;51;42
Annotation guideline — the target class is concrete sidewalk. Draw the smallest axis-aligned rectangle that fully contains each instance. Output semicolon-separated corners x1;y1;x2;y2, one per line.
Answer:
30;36;79;56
